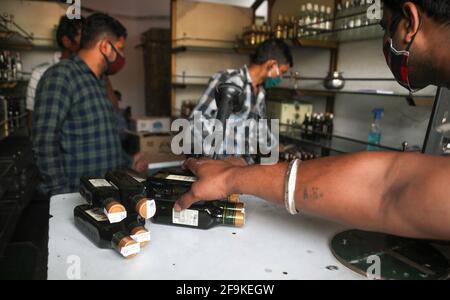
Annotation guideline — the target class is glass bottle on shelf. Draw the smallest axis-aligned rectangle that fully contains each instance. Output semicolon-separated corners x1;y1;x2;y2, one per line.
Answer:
275;15;284;39
319;5;326;30
289;16;296;39
297;4;306;39
304;3;313;36
283;16;290;40
325;6;333;31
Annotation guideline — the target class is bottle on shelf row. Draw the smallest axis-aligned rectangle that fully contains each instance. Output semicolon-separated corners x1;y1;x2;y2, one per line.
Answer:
74;204;150;259
301;112;334;141
242;24;273;47
335;0;380;30
0;51;22;82
241;3;334;46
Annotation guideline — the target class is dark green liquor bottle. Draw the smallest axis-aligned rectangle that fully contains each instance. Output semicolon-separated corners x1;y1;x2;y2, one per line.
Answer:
79;176;127;223
105;170;156;220
151;200;245;229
74;205;141;258
147;169;241;203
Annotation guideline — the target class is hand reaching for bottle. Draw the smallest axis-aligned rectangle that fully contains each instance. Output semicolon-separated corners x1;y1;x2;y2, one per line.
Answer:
174;158;239;211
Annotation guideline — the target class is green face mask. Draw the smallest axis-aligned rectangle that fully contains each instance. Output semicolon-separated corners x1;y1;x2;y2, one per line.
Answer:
264;65;282;89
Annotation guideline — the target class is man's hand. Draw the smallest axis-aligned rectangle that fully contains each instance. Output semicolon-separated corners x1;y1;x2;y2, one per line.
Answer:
174;158;239;211
132;152;151;173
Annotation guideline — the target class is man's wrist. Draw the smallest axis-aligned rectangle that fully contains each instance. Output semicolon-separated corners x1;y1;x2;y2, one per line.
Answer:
225;165;245;195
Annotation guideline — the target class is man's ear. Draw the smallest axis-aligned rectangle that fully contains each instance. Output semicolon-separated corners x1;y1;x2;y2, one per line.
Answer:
264;59;277;71
402;2;421;44
98;39;110;55
62;36;73;50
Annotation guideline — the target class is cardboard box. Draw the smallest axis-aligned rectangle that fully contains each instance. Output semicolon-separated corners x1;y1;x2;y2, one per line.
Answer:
131;117;171;133
266;102;313;125
124;131;183;163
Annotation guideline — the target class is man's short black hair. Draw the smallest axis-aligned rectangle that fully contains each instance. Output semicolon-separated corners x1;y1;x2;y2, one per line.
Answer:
80;13;127;49
383;0;450;25
56;16;84;50
250;39;294;67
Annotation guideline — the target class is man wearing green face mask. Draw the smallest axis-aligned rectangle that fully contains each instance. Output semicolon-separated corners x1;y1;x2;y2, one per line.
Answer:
190;39;293;165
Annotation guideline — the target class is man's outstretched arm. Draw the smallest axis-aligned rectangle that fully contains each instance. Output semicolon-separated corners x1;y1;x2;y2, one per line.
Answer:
175;152;450;241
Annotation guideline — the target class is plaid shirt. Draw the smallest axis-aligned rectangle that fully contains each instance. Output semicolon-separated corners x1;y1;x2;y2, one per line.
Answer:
190;65;276;164
32;56;127;196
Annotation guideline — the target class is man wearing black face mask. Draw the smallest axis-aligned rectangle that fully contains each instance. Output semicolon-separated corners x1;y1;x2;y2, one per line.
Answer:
33;13;142;196
171;1;450;241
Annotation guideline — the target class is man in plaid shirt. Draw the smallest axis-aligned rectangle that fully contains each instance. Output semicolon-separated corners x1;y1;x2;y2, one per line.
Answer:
190;39;293;165
33;13;132;196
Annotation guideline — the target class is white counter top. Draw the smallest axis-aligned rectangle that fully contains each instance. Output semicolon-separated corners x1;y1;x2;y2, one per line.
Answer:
48;193;363;280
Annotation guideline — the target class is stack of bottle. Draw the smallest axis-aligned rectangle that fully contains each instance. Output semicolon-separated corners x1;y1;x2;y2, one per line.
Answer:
146;168;245;230
0;51;23;82
75;170;156;259
298;112;334;141
0;95;24;140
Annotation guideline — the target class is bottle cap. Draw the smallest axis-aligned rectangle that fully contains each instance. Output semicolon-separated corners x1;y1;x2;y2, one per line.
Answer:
227;194;241;203
130;226;151;247
135;198;157;219
223;209;246;227
104;200;126;215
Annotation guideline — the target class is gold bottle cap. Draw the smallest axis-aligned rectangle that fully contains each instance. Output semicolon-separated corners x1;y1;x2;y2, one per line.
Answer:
234;211;245;228
234;202;245;213
118;236;140;259
136;198;156;219
105;200;126;215
227;194;241;203
130;226;150;248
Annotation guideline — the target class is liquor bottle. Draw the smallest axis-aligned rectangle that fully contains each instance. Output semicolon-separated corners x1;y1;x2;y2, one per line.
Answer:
301;113;311;139
151;200;245;230
79;176;127;223
105;170;156;220
74;204;141;258
297;5;306;38
15;53;22;78
147;168;241;203
123;215;151;248
324;113;334;140
325;6;333;30
304;3;313;36
275;15;284;39
319;5;326;30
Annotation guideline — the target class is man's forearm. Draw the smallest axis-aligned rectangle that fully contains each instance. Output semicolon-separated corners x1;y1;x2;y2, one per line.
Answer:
227;152;403;233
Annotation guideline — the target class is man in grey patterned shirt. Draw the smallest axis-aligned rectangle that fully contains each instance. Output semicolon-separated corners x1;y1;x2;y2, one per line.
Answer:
189;39;293;165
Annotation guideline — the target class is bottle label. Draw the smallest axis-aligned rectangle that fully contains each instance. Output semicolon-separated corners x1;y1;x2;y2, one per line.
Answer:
120;243;141;258
131;231;151;243
146;199;157;219
166;175;196;182
104;208;127;224
132;176;146;183
172;209;199;227
89;179;112;188
85;208;108;222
